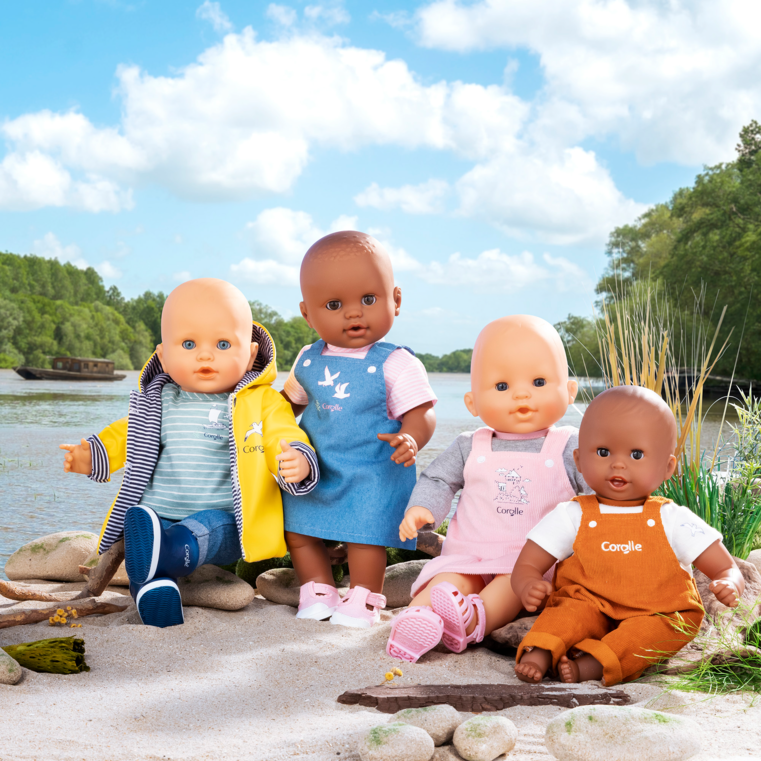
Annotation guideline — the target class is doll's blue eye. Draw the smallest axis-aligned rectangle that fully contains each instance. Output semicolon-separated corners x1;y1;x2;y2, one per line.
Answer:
496;382;508;391
326;300;342;311
631;450;644;460
533;378;546;387
182;340;196;350
597;448;610;457
362;294;377;306
217;340;231;350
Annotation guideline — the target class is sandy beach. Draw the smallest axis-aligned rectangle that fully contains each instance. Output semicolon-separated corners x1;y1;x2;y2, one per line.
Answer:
2;583;760;761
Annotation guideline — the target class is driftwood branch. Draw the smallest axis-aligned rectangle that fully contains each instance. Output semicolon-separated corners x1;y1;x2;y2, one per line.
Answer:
0;596;128;630
337;684;631;713
0;540;125;604
416;532;444;557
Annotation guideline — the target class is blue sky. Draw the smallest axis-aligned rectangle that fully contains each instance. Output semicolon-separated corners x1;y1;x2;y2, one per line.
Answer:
1;0;758;354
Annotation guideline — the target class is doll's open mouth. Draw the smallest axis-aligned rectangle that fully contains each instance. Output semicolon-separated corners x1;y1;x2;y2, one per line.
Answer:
514;406;535;417
196;367;217;378
609;477;628;489
346;324;367;338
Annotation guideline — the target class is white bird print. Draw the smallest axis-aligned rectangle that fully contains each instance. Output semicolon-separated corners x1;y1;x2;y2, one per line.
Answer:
244;420;263;441
318;366;340;387
333;382;351;399
680;522;705;537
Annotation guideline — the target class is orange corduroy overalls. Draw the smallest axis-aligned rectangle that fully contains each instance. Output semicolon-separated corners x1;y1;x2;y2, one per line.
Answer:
516;494;705;685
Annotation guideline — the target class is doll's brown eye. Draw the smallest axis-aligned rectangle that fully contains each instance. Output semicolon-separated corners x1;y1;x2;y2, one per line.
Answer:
533;378;546;387
326;300;341;311
597;448;610;457
182;340;196;350
362;294;377;306
631;450;644;460
496;382;508;391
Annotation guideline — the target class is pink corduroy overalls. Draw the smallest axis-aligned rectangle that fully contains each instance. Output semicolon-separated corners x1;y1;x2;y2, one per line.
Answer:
411;426;577;597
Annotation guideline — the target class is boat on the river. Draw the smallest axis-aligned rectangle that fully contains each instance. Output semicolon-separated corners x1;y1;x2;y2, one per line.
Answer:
13;356;126;382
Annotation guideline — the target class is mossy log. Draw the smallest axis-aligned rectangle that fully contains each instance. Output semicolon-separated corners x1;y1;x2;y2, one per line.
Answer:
0;596;128;630
337;684;631;713
2;636;89;674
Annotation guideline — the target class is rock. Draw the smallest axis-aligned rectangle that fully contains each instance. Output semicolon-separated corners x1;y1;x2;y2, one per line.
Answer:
746;549;761;578
453;716;517;761
5;532;98;582
358;722;434;761
489;615;539;648
80;549;129;586
256;567;349;607
695;556;761;619
390;704;462;746
544;705;702;761
0;650;23;685
384;560;429;608
417;531;445;557
178;565;255;610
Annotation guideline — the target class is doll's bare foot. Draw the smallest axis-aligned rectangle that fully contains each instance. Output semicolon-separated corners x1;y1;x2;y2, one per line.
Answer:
515;648;552;683
558;653;603;683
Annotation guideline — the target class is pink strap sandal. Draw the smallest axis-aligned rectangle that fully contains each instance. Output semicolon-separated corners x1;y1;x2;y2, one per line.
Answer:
386;606;444;663
330;586;387;629
430;581;486;653
296;582;341;621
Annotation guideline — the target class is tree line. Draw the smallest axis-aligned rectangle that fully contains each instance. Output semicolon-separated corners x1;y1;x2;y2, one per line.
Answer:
555;120;761;381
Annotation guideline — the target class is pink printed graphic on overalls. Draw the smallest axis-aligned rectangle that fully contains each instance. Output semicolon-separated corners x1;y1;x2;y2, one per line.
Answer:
494;464;529;507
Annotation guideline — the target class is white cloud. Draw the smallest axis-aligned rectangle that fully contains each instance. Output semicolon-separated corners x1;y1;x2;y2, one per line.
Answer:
417;249;593;293
196;1;233;33
414;0;761;165
355;179;449;215
266;4;297;27
304;3;350;26
96;261;122;280
32;232;88;269
230;259;300;287
173;270;192;281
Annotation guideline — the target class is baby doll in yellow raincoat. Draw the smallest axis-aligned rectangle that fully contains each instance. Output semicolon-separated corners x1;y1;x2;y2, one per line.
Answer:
61;278;318;627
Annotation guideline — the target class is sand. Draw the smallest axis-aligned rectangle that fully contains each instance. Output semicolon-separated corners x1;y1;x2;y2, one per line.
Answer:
1;585;760;761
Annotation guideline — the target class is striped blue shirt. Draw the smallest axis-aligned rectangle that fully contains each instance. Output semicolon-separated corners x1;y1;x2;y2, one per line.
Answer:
140;384;234;520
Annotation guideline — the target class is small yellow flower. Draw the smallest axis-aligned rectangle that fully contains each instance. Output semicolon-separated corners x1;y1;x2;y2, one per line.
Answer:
385;672;394;681
393;668;403;677
56;609;64;616
61;618;67;624
53;615;61;623
71;610;78;618
70;623;77;628
77;623;82;628
48;617;55;624
66;606;72;611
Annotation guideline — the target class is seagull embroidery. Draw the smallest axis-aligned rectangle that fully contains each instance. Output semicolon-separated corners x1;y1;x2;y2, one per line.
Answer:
680;522;705;537
333;382;351;399
318;367;340;387
244;421;263;441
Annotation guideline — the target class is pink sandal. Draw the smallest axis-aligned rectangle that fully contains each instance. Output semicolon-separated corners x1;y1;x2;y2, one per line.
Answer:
330;586;386;629
296;582;341;620
430;581;486;653
386;606;444;663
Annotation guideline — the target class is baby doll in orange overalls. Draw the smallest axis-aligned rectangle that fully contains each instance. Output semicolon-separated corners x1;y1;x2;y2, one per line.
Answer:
511;385;745;686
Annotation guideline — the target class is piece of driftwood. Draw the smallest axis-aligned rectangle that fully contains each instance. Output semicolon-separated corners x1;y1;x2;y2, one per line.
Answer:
416;532;444;557
337;684;631;713
0;596;128;630
0;540;125;604
3;636;89;674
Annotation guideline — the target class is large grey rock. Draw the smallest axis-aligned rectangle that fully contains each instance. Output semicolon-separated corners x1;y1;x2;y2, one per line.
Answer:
746;548;761;578
5;532;98;582
384;560;429;608
453;716;517;761
489;615;539;648
256;567;349;607
0;650;23;685
390;704;462;746
358;722;434;761
80;549;129;586
179;565;256;610
544;705;702;761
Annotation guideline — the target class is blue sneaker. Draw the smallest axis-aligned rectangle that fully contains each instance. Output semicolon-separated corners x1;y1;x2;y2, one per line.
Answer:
135;578;184;628
124;505;200;585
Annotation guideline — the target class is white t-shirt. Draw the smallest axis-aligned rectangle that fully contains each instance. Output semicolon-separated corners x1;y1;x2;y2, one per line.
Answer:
526;501;722;575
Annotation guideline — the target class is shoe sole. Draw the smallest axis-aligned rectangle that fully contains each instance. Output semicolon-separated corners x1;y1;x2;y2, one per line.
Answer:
330;611;378;629
296;602;338;620
387;613;443;662
430;584;468;653
136;579;184;628
124;506;161;585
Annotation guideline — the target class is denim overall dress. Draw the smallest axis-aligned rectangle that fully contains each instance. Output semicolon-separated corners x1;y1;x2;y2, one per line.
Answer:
282;340;417;550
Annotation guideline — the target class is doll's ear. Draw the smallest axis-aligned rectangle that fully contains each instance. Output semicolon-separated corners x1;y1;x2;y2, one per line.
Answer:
393;286;402;317
464;391;478;418
299;301;314;329
567;378;578;403
665;453;677;481
573;448;581;474
247;342;259;372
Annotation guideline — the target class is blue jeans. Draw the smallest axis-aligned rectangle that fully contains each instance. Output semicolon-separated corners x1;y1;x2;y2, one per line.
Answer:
160;510;241;568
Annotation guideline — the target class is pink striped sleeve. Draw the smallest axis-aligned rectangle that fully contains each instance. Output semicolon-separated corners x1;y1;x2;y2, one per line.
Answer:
384;349;437;421
282;345;311;405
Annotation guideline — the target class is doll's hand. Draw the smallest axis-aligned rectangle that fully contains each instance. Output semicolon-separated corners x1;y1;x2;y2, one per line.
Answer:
59;439;93;475
520;579;553;613
378;432;419;468
399;506;435;542
276;440;310;483
709;578;741;608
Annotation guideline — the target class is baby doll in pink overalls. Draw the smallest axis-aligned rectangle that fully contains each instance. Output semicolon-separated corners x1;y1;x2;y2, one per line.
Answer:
386;315;590;662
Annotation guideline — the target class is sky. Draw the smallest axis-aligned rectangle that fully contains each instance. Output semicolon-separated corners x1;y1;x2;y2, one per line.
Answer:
1;0;760;355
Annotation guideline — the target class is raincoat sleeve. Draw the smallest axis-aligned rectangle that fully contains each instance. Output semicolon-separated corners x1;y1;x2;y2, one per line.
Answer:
260;387;319;496
86;417;128;483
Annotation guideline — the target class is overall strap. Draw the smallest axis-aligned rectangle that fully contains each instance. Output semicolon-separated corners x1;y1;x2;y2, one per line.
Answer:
306;339;326;357
367;341;399;362
471;427;495;454
572;493;601;516
643;495;671;518
541;425;573;457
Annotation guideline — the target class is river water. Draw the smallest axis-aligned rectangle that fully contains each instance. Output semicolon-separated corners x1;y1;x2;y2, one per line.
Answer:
0;370;738;578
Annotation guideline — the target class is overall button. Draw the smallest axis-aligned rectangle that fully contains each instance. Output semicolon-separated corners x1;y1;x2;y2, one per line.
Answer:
647;519;656;527
367;366;377;373
477;456;486;463
303;359;311;367
545;459;554;468
589;520;597;528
